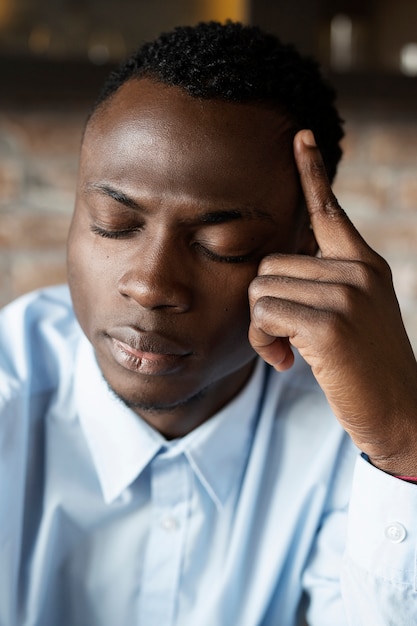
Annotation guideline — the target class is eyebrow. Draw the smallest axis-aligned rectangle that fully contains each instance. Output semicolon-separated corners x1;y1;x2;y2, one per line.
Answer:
85;183;141;211
85;182;274;224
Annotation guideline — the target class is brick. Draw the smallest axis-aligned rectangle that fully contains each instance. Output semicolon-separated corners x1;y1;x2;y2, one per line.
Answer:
398;174;417;212
0;211;71;249
10;251;67;299
3;111;85;157
368;124;417;166
337;120;366;163
0;117;24;157
334;166;393;216
25;187;75;214
391;259;417;302
27;158;78;195
0;255;11;308
0;158;24;204
355;220;417;257
23;155;77;213
401;310;417;356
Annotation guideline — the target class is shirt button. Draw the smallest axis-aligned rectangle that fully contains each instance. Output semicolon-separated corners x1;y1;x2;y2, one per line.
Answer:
161;516;178;531
384;522;407;543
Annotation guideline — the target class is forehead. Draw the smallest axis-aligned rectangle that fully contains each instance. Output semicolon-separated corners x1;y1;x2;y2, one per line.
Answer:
80;78;297;206
86;78;294;159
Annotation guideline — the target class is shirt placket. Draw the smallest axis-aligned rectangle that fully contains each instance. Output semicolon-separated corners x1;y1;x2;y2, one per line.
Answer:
137;451;191;625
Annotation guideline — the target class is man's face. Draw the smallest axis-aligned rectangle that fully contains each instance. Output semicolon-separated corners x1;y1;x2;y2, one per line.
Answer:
68;78;312;436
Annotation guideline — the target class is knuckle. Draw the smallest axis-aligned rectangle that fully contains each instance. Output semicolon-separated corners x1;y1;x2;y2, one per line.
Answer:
373;253;393;282
323;308;348;341
323;195;344;219
258;254;280;275
308;188;343;221
329;283;357;317
248;279;260;305
353;255;393;290
351;261;374;291
248;277;275;306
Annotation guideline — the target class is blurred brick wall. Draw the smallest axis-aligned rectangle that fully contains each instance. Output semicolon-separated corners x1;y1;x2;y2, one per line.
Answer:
0;106;82;303
334;109;417;353
1;102;416;351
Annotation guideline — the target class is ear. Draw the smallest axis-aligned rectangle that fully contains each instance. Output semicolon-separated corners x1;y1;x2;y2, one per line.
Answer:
295;206;319;256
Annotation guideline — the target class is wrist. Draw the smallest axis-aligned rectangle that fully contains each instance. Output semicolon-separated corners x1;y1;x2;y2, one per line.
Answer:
366;449;417;478
395;474;417;484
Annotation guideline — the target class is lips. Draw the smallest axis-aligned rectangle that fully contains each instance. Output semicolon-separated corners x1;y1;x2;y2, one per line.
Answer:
106;328;192;375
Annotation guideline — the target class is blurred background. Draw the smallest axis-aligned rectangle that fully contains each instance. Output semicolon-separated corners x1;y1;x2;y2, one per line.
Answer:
0;0;416;348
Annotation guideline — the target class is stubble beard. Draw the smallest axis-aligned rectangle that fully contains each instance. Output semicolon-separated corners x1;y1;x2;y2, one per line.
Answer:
100;372;209;416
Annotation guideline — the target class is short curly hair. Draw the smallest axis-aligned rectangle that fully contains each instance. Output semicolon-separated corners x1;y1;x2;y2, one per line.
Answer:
92;21;344;182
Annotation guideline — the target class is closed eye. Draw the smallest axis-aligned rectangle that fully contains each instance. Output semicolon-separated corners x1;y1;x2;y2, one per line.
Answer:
90;224;141;239
194;243;255;264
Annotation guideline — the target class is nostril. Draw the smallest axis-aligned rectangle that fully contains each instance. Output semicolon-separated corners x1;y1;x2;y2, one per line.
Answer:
118;271;192;312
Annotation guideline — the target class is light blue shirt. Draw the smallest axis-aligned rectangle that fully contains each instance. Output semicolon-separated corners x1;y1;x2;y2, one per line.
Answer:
1;286;416;626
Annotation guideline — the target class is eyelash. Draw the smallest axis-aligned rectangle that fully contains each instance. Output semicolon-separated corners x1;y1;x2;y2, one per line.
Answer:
195;244;253;264
90;225;253;264
90;224;140;239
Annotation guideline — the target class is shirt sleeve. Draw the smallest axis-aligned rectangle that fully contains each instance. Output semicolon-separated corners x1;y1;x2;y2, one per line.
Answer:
340;454;417;624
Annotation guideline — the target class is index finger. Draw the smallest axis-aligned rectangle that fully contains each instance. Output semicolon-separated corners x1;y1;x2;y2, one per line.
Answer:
294;129;369;260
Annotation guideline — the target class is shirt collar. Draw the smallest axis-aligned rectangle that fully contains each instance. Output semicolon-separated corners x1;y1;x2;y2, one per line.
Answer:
179;359;265;508
75;335;265;508
75;337;165;503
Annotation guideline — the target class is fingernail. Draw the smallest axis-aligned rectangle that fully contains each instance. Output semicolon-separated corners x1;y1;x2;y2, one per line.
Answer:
302;130;316;147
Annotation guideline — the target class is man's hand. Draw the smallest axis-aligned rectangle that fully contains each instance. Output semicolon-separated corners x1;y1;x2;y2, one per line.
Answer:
248;129;417;476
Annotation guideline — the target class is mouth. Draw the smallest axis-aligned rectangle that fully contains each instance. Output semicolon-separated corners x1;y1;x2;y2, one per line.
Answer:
106;329;192;376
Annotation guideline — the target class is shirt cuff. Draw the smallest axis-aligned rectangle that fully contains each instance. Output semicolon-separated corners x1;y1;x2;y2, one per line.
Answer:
361;452;417;484
345;454;417;585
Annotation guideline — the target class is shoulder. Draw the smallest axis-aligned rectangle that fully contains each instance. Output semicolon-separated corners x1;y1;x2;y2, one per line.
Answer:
0;284;73;320
0;285;81;395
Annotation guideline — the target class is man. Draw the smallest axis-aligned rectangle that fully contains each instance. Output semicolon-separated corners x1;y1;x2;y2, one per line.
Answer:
1;21;416;626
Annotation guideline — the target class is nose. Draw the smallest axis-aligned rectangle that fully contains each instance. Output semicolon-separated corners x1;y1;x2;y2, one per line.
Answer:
117;233;193;312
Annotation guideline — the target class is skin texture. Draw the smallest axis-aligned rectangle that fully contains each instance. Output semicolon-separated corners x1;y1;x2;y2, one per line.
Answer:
68;78;417;473
67;78;314;438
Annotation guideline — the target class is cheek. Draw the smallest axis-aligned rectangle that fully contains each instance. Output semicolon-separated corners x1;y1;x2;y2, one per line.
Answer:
68;212;120;284
200;269;254;345
201;291;256;377
67;228;116;334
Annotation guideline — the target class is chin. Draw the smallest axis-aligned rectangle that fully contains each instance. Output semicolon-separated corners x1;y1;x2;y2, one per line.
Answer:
100;367;209;414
